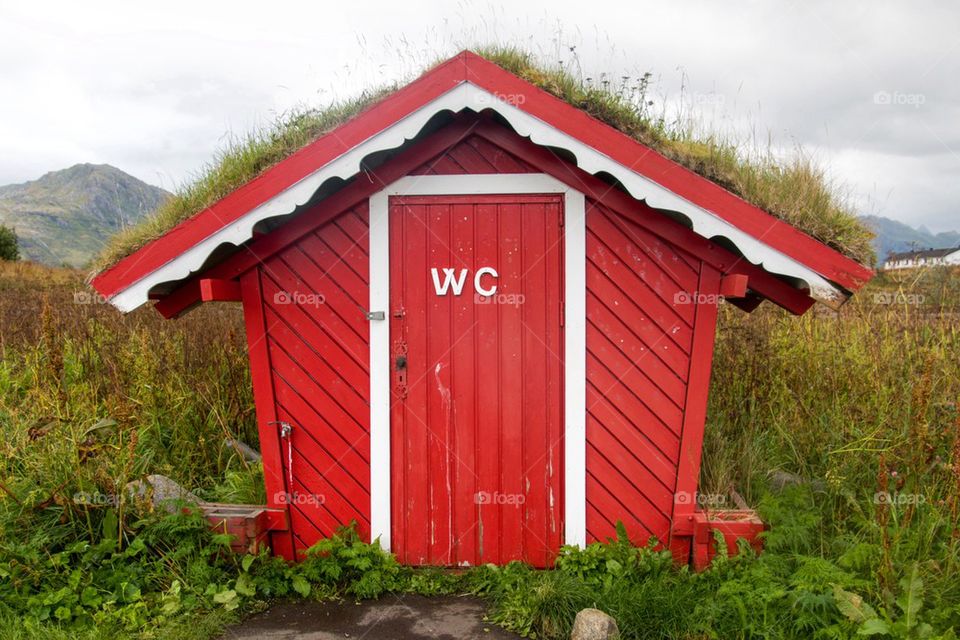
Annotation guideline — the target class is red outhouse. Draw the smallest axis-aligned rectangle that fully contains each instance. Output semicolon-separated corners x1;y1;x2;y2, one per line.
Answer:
92;51;872;567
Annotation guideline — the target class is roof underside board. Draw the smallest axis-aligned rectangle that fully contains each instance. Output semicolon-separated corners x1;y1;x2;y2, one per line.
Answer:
106;83;848;313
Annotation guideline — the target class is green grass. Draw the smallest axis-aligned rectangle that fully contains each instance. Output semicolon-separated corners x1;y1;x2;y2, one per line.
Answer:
3;261;959;638
93;45;875;273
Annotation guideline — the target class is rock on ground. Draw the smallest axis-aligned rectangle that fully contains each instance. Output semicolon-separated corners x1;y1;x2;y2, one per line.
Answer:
125;474;202;512
570;608;620;640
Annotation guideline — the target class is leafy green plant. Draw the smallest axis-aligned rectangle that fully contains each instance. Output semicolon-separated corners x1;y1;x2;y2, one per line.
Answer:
297;524;402;598
4;243;960;639
554;522;673;590
480;564;593;639
835;564;956;639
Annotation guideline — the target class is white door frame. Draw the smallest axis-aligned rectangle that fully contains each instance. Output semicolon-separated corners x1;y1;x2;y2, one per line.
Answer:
368;173;586;552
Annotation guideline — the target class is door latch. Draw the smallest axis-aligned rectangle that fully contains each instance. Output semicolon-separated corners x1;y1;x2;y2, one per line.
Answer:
395;356;408;399
365;310;386;321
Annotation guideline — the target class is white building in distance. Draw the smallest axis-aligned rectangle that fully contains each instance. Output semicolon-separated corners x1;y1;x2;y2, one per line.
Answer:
882;246;960;270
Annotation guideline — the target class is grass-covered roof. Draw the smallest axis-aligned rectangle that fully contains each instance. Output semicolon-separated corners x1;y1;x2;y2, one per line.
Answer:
94;46;875;274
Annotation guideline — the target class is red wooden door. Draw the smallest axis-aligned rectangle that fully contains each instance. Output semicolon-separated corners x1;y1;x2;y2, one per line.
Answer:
389;193;564;568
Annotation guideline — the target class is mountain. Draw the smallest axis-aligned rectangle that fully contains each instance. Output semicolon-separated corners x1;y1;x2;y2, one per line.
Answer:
0;164;169;268
2;166;953;270
860;215;960;265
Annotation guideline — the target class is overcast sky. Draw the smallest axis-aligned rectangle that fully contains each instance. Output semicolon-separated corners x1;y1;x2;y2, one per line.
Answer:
1;0;957;232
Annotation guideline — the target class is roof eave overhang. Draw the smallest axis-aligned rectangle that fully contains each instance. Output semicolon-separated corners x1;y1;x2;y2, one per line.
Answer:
92;53;871;313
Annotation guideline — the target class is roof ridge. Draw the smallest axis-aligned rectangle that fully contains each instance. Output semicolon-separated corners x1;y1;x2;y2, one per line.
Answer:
90;48;874;313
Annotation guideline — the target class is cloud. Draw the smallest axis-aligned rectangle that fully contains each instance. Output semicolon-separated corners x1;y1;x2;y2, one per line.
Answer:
0;0;957;231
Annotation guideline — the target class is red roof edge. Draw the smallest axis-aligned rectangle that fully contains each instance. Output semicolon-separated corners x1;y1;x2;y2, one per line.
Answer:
459;50;873;293
91;52;470;299
92;49;873;303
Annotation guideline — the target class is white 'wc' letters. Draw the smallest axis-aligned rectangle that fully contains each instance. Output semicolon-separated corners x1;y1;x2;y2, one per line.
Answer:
431;267;499;296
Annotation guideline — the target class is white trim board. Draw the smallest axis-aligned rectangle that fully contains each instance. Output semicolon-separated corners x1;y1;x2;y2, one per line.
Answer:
107;82;844;313
368;173;587;551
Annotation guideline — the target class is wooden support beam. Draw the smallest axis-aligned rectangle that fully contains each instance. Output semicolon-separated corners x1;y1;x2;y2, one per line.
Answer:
152;278;240;319
200;278;242;302
719;274;749;298
153;280;201;319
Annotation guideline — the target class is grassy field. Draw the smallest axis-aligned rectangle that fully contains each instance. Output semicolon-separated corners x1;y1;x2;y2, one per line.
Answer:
0;260;958;638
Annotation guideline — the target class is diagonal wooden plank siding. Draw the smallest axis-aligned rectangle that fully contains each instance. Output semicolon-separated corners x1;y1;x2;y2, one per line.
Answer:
585;199;706;546
240;127;721;559
256;206;372;555
409;134;536;175
246;135;532;556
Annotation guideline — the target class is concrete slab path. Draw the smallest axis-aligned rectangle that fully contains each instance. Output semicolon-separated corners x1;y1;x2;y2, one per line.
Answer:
220;594;522;639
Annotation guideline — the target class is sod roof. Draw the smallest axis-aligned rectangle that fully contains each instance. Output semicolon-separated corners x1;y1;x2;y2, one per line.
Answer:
93;46;875;274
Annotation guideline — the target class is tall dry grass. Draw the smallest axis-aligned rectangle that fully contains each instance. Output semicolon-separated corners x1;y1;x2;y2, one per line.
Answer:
0;262;255;544
1;261;958;631
703;266;960;611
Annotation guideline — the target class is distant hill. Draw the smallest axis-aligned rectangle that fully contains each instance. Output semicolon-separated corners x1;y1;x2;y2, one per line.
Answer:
0;164;169;268
861;215;960;266
1;167;952;271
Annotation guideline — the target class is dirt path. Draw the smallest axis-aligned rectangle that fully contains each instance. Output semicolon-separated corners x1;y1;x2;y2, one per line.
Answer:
220;594;522;639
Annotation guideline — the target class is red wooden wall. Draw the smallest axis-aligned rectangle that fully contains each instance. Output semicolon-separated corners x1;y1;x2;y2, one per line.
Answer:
237;123;722;561
241;206;372;557
584;199;719;548
408;134;536;175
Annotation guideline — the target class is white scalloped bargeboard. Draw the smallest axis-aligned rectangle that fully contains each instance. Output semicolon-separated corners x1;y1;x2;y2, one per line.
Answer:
108;83;843;313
